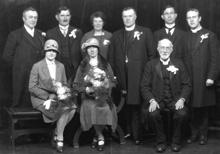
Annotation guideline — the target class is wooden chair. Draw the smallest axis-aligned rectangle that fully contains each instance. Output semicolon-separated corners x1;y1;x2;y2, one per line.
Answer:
72;90;126;148
4;107;51;150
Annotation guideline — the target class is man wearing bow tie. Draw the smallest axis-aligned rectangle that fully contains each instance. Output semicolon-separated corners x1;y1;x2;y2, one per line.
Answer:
108;7;155;145
184;8;219;145
3;7;45;109
154;5;186;60
141;38;191;152
46;6;83;82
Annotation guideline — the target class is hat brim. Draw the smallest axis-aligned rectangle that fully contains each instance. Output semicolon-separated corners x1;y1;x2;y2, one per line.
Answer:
43;49;60;54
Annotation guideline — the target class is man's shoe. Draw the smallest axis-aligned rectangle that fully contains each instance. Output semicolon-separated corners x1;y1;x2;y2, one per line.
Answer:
199;135;207;145
187;135;198;144
134;140;141;145
156;143;166;153
171;143;181;152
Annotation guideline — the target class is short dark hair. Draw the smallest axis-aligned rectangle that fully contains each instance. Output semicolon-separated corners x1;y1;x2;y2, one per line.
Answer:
56;6;71;15
162;5;176;14
90;11;106;26
186;8;200;17
23;7;38;18
122;7;137;16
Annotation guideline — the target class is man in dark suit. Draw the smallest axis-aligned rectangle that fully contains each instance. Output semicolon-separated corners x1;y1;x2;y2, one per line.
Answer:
184;8;219;145
46;6;83;82
141;38;191;152
3;7;45;109
108;7;155;145
154;5;186;59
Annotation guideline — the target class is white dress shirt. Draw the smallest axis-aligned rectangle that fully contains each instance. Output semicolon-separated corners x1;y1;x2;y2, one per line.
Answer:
24;25;35;37
46;58;56;80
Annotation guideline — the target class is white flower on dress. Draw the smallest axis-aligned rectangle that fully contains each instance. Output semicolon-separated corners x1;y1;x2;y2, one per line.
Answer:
69;29;77;38
134;31;143;40
200;33;209;43
166;65;179;74
103;39;110;45
42;32;46;37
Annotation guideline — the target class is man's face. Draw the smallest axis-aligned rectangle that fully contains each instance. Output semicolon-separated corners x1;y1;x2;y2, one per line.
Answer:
122;9;136;28
158;40;173;60
161;7;177;25
186;11;201;29
23;10;38;29
56;10;71;27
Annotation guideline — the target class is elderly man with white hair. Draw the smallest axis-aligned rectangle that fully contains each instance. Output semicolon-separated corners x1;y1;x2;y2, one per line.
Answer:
141;38;191;152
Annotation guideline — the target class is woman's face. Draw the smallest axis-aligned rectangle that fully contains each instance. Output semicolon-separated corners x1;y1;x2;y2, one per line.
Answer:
87;46;98;58
45;50;57;61
93;17;104;31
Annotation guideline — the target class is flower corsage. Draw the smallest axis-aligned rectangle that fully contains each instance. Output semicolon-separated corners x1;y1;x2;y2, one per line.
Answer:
69;29;77;38
200;33;209;43
134;31;143;40
103;39;110;45
166;65;179;74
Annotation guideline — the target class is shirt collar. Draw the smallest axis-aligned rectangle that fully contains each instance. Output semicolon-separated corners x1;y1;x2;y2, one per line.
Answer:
125;24;135;31
160;58;170;65
165;23;175;29
45;58;55;65
24;25;35;37
191;25;202;33
59;25;69;30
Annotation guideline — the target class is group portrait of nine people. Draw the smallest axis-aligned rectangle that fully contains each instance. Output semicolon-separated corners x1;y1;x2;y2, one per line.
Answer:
2;4;219;153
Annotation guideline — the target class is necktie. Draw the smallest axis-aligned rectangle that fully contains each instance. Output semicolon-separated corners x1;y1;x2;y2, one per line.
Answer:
60;28;68;37
165;26;175;36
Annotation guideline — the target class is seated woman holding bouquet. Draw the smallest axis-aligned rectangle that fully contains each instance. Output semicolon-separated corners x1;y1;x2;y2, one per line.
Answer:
73;38;117;151
29;39;77;153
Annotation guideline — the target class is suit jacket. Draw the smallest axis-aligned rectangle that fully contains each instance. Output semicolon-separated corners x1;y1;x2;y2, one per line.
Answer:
46;26;83;79
154;27;186;60
29;58;67;109
108;25;156;105
3;26;45;108
141;58;191;107
183;28;219;107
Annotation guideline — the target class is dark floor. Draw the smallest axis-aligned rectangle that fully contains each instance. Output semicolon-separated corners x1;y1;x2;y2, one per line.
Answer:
0;129;220;154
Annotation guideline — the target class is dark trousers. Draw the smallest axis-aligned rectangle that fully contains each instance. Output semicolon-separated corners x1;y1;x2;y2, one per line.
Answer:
190;107;209;136
149;101;188;144
124;104;141;140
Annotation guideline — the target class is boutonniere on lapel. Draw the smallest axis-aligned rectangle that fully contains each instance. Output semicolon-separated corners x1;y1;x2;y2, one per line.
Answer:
167;65;179;74
103;39;110;45
42;32;46;37
200;33;209;43
69;29;77;38
134;31;143;40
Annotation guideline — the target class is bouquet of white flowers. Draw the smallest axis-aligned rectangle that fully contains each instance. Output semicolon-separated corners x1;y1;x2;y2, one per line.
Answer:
48;80;76;113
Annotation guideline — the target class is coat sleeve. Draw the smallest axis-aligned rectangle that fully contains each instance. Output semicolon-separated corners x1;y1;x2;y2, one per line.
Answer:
179;61;192;102
207;33;219;81
29;64;51;100
2;32;18;66
146;29;156;60
141;62;155;103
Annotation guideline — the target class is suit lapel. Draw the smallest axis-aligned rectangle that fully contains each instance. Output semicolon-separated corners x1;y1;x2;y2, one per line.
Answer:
193;30;203;52
41;59;54;90
155;60;163;79
35;30;44;49
169;60;174;80
22;27;36;48
55;61;61;81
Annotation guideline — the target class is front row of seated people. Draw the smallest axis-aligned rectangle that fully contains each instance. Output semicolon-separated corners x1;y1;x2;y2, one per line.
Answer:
29;37;191;153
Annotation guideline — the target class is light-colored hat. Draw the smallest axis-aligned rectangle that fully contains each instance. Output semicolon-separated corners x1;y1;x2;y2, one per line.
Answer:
44;39;59;54
81;38;99;51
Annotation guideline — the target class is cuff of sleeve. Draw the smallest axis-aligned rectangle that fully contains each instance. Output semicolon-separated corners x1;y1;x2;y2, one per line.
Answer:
180;98;185;102
149;98;155;104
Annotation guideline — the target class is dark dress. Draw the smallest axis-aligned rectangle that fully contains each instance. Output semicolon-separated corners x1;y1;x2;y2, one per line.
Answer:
73;57;117;131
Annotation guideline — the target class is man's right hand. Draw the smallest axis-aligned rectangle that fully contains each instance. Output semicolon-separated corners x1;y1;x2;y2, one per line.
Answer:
149;100;160;112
